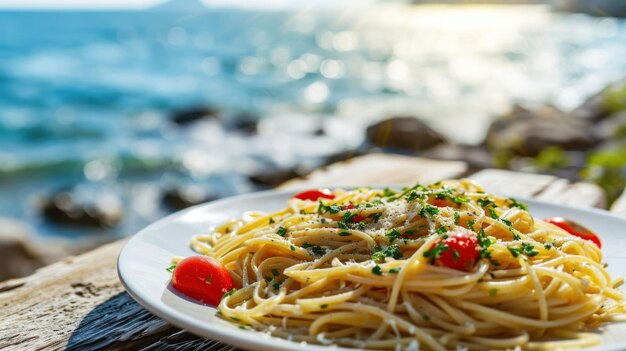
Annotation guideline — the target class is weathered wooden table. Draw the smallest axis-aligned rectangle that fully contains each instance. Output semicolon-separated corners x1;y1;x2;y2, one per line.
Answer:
2;154;626;351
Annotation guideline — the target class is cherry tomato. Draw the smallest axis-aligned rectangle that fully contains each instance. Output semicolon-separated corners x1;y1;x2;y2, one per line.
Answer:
543;217;601;248
341;203;366;222
293;189;335;201
172;256;234;306
431;228;479;271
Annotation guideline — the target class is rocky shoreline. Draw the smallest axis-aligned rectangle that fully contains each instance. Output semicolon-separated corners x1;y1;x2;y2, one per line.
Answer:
1;78;625;282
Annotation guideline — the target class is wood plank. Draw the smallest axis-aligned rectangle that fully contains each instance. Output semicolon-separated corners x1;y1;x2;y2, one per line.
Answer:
0;155;616;351
280;153;469;189
470;169;606;209
0;239;239;351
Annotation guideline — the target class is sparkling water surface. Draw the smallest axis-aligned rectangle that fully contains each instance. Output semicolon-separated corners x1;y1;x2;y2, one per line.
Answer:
1;4;626;241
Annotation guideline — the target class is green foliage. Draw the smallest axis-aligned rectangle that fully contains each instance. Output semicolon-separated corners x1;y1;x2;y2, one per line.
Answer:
604;83;626;114
581;147;626;203
532;146;570;170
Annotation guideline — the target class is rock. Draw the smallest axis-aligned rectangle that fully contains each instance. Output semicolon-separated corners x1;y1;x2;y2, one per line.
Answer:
248;167;308;188
487;105;599;157
40;189;123;228
228;112;259;135
322;148;373;167
162;184;219;210
419;144;493;172
0;218;44;281
170;106;220;126
552;0;626;18
365;116;445;152
572;79;626;121
593;111;626;140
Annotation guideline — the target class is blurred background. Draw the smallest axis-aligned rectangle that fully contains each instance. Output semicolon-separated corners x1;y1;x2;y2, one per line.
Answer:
1;0;625;280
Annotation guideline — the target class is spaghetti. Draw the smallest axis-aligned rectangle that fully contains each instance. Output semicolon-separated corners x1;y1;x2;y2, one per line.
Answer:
179;180;626;350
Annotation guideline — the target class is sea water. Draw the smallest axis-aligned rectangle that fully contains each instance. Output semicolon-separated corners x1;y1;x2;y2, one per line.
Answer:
1;4;626;241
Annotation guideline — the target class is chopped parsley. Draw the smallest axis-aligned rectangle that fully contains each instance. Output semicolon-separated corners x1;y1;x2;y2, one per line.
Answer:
467;220;476;232
477;198;495;208
389;267;401;273
420;204;439;217
371;265;383;275
165;264;176;273
452;250;460;262
269;217;275;224
544;242;553;250
489;288;498;297
454;212;460;225
509;198;529;211
406;191;424;202
221;288;237;300
338;231;351;236
342;211;358;223
372;244;403;262
273;281;283;290
290;245;296;252
370;213;383;223
320;304;328;309
205;274;212;284
509;228;521;240
318;201;341;214
502;218;512;226
522;243;539;257
271;268;280;276
508;246;522;258
230;317;241;321
477;229;496;260
436;226;448;237
311;246;326;256
435;188;469;205
509;243;539;257
276;226;287;237
488;208;499;219
383;188;397;197
423;242;450;264
386;229;402;243
302;242;313;248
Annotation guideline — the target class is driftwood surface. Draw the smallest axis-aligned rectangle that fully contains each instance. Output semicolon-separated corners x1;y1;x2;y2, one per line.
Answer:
0;154;624;351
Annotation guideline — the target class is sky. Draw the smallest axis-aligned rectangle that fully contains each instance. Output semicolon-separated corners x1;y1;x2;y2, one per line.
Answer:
0;0;375;10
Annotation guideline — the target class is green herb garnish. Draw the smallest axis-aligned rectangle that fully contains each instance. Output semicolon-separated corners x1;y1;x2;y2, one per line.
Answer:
276;226;287;237
423;242;450;264
386;229;402;243
509;198;528;211
222;288;237;300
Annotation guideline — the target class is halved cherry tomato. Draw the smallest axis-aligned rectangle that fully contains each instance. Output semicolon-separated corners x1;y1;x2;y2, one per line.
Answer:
172;256;234;306
293;189;335;201
342;203;366;222
431;228;479;271
543;217;601;248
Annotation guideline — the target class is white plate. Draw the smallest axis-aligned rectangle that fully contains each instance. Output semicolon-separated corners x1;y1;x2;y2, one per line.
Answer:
118;189;626;351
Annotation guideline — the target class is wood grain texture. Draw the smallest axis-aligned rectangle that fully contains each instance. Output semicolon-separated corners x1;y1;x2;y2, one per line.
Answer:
470;169;606;208
279;153;469;189
0;155;617;351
